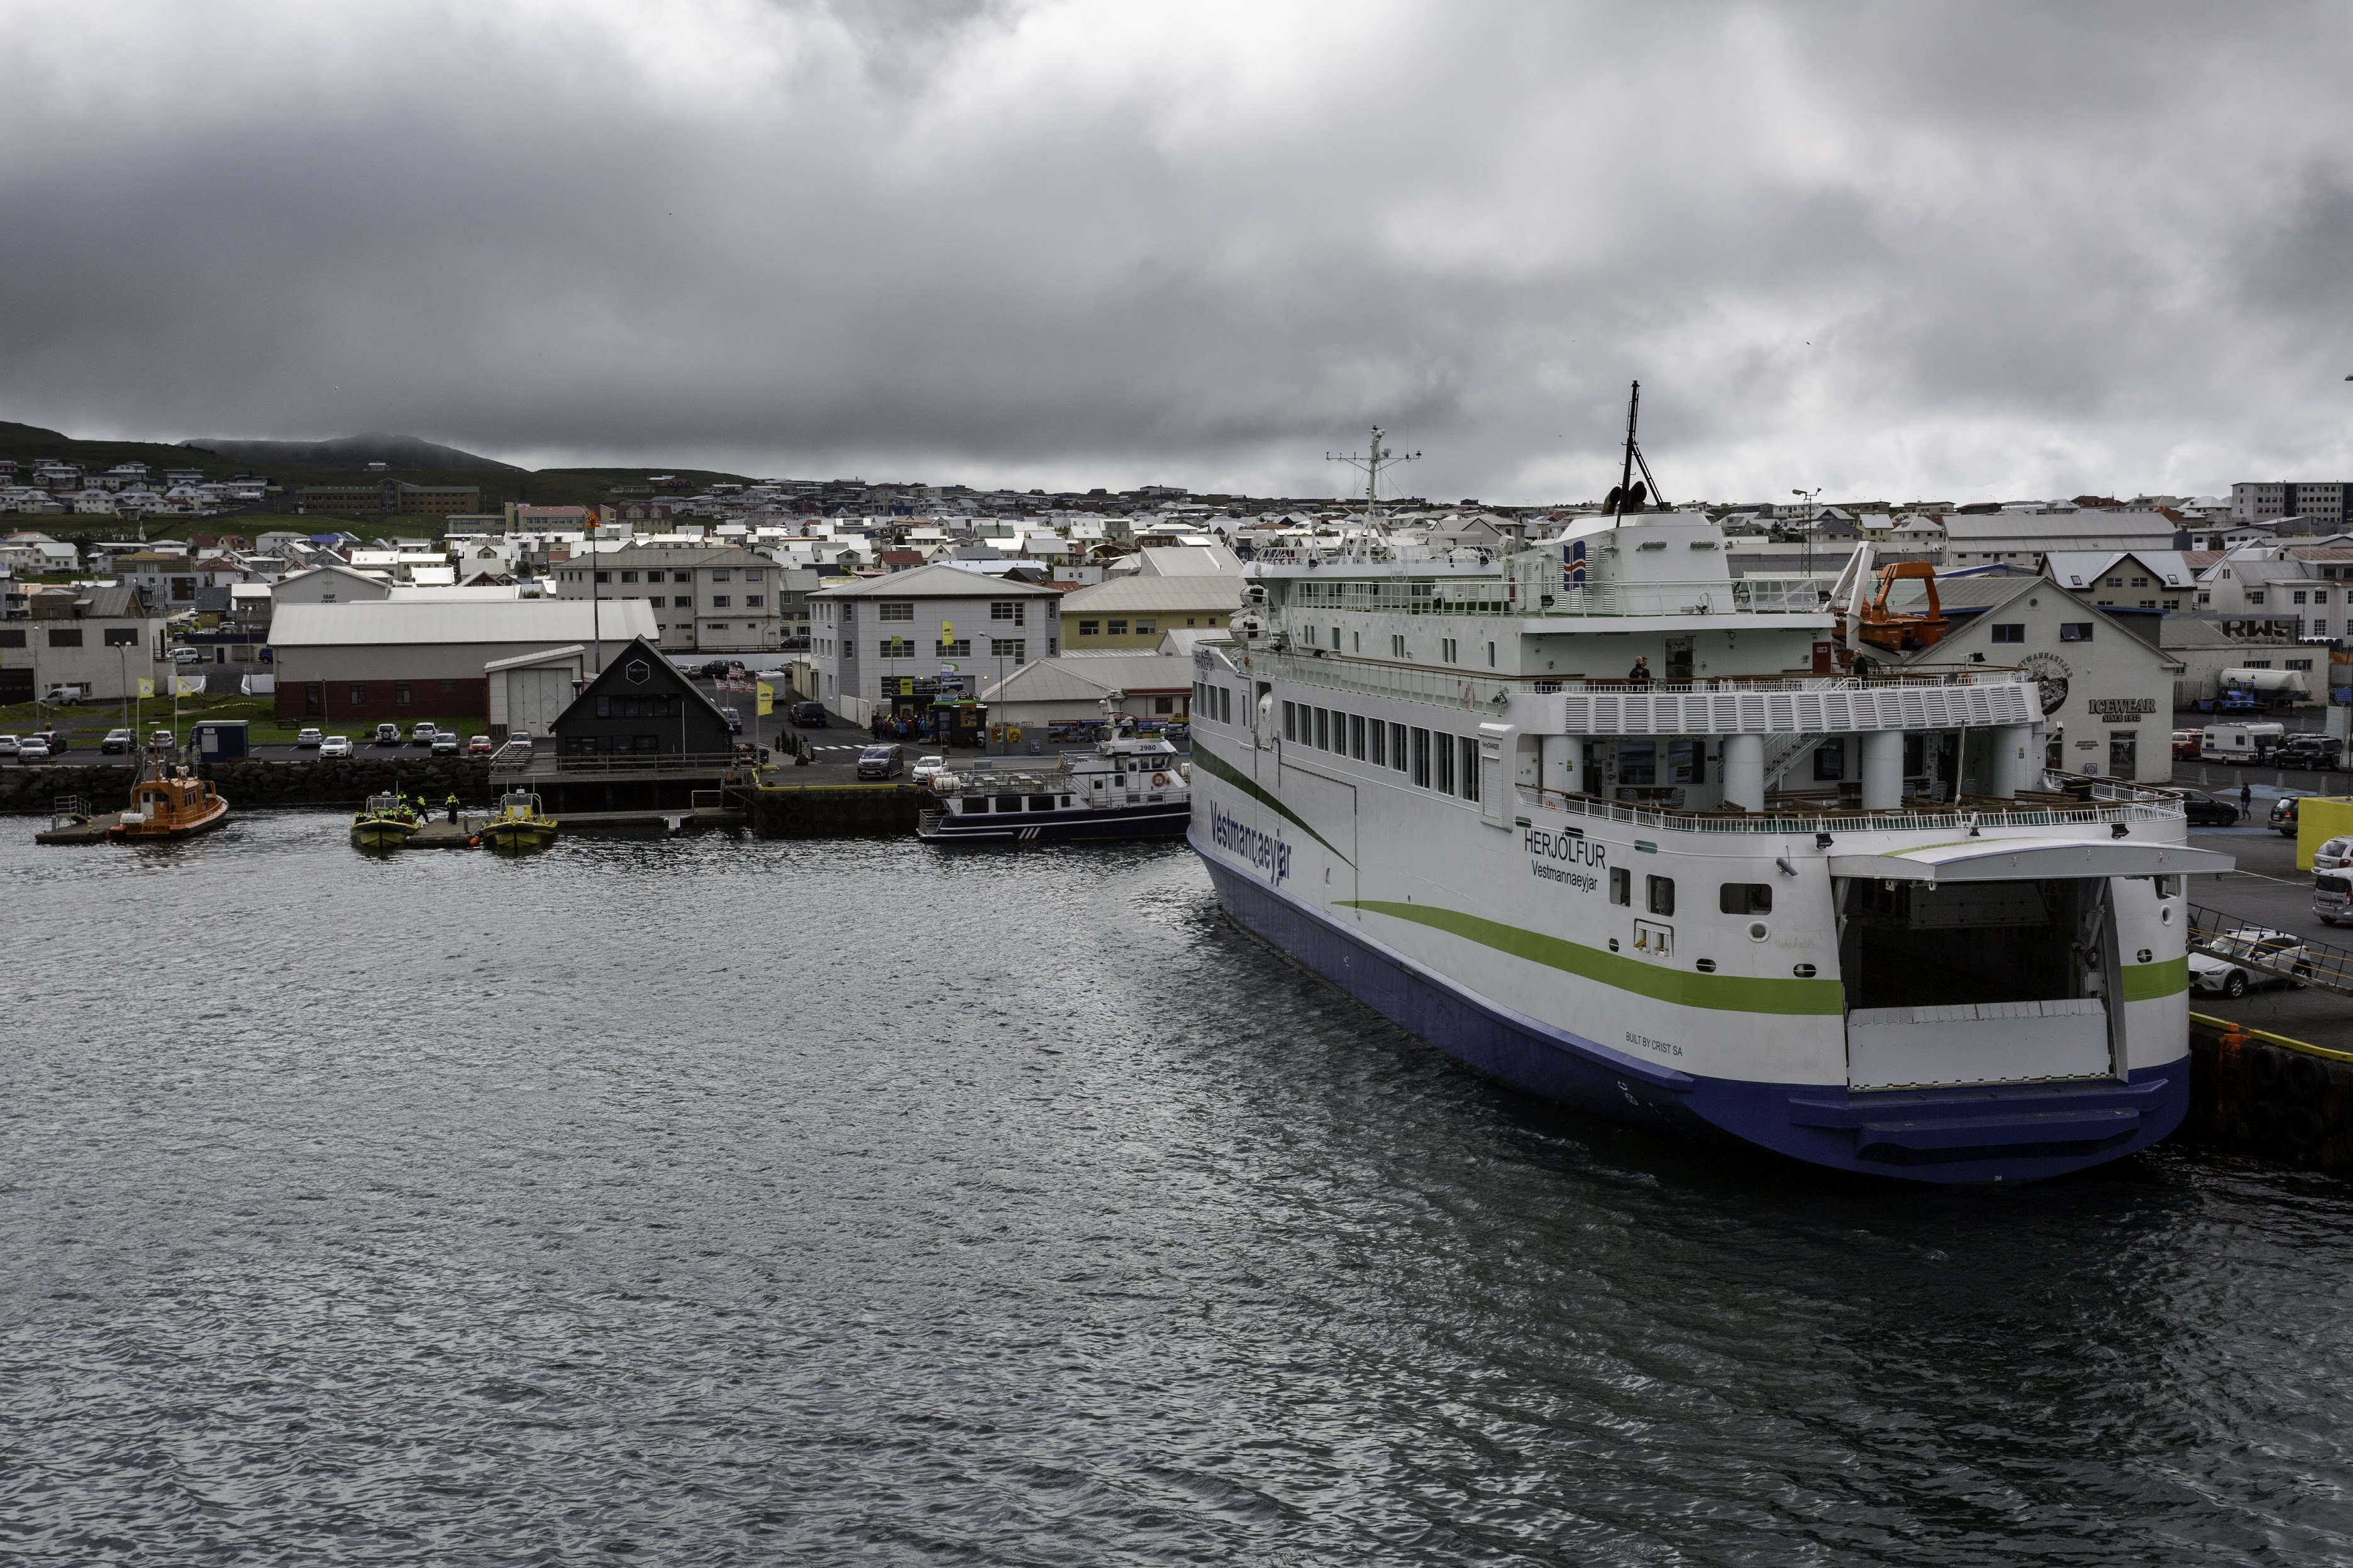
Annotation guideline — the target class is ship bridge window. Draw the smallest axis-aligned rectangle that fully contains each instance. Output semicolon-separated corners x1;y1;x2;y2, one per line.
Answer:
993;795;1024;812
1720;883;1773;915
1387;721;1406;771
1349;714;1367;759
1434;733;1455;793
1027;795;1056;811
1410;727;1432;787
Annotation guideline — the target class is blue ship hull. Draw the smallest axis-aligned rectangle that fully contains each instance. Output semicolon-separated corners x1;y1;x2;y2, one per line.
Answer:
1197;839;2187;1183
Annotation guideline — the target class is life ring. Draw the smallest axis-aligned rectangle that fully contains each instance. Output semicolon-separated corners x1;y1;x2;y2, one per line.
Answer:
1152;771;1169;788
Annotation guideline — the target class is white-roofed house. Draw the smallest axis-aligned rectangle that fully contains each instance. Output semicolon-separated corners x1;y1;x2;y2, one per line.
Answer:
269;597;656;725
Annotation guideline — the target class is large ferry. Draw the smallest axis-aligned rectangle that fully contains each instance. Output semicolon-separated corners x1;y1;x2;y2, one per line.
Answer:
1187;414;2230;1182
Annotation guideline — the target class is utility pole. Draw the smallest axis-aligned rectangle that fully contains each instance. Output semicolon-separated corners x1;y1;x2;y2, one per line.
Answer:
587;514;603;673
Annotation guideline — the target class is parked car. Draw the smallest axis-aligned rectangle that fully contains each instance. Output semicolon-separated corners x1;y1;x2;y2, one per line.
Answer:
2191;925;2315;998
719;706;742;734
410;722;438;746
2271;796;2303;837
789;700;827;728
295;727;324;748
169;646;204;665
697;660;734;678
2317;836;2353;873
856;743;904;780
2172;787;2240;827
504;733;534;755
101;727;133;754
2172;728;2203;759
0;736;16;758
16;736;50;761
431;732;460;756
40;685;86;704
374;722;402;745
2279;735;2345;769
150;729;176;751
319;734;354;759
467;734;493;756
2319;873;2353;926
912;754;948;788
33;730;64;755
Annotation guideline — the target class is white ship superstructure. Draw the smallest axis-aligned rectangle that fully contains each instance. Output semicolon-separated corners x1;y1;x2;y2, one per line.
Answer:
1186;499;2230;1181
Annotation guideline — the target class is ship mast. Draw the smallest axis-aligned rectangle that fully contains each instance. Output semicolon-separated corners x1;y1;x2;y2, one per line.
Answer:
1607;380;1666;519
1326;426;1421;531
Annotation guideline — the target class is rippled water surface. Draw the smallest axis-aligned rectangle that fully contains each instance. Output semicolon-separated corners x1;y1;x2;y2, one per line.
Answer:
6;812;2353;1565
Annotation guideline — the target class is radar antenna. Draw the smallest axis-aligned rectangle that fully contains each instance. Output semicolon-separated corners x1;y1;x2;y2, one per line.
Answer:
1602;381;1666;519
1326;426;1420;525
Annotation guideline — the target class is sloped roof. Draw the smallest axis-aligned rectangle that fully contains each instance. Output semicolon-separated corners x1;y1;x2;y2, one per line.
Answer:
2042;550;2196;590
811;561;1059;599
980;660;1120;704
1058;574;1242;615
270;598;658;646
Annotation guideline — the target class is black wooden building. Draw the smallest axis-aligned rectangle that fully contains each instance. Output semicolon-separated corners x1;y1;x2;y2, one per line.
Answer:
550;636;735;758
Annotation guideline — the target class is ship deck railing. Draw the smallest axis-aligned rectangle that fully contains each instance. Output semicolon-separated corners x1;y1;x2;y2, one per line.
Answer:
1278;570;1829;619
1513;773;2181;834
1252;648;2024;713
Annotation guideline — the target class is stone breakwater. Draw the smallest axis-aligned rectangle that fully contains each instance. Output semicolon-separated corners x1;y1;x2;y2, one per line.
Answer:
1;758;494;814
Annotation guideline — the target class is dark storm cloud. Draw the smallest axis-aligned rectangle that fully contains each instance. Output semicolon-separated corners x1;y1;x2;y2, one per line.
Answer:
3;0;2350;500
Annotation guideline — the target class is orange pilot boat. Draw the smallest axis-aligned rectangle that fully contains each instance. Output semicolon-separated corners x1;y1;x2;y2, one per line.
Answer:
109;766;230;842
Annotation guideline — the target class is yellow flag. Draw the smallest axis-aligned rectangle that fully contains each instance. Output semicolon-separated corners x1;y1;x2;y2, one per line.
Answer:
756;681;773;716
136;678;155;697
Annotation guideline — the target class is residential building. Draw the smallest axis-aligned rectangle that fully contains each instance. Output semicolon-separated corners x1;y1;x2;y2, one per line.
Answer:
1059;573;1241;651
269;597;656;722
0;583;169;702
807;561;1061;722
981;653;1196;727
2231;482;2353;526
549;543;783;656
2040;551;2197;613
299;480;484;517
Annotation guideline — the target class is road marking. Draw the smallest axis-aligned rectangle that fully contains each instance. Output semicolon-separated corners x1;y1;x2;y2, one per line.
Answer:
2222;869;2305;886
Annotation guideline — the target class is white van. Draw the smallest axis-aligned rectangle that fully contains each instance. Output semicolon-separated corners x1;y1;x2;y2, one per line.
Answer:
2203;722;2285;763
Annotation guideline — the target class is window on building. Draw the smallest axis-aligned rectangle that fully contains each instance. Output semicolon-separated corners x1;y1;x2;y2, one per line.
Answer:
1154;696;1173;714
1349;714;1366;759
879;602;912;621
1991;624;2024;643
394;682;411;705
1313;708;1329;749
711;595;730;608
0;629;22;648
1282;701;1298;741
1617;740;1657;785
649;596;665;609
711;569;730;582
1368;719;1386;767
936;638;970;657
1108;619;1127;635
594;571;609;583
1435;732;1456;793
1610;867;1630;905
46;628;82;648
2059;623;2093;642
349;683;366;705
709;622;729;632
621;570;638;582
745;595;763;607
1079;620;1100;636
2105;577;2123;587
1136;620;1156;635
880;638;915;658
745;570;762;582
1459;737;1480;802
1389;721;1407;771
2287;658;2315;671
104;627;138;646
1721;883;1772;914
1411;727;1432;787
1647;875;1676;917
990;601;1024;625
991;638;1025;660
1442;637;1458;663
676;597;694;610
440;679;455;693
2249;591;2266;605
2295;590;2308;605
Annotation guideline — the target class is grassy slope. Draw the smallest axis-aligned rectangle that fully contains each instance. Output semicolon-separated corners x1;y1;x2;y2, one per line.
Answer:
0;422;756;544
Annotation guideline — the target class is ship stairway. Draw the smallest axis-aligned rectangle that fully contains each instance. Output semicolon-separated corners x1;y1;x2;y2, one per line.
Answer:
2188;902;2353;1000
1764;732;1830;793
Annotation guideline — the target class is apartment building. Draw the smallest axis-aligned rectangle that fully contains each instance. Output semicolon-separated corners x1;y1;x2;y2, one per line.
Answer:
551;543;782;656
2230;482;2353;526
807;562;1061;720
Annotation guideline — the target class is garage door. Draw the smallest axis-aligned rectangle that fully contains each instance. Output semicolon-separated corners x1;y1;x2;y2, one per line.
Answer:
509;668;573;737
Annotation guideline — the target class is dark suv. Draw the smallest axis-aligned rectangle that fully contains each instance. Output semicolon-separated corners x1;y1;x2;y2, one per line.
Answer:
788;700;827;728
2276;736;2342;770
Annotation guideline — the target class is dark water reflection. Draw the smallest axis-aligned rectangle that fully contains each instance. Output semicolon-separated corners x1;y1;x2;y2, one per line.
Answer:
4;813;2350;1564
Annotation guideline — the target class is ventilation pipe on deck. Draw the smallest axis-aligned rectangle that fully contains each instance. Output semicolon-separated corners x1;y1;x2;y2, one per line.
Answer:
1862;730;1904;810
1722;732;1764;811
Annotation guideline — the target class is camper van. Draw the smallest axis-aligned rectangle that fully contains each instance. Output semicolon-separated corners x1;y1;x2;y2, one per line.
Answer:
2202;721;2286;763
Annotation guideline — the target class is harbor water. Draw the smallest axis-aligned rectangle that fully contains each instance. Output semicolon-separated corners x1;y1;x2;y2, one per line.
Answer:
5;812;2353;1564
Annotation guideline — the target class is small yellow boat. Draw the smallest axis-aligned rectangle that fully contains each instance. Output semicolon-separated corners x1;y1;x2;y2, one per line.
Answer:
479;790;560;856
351;791;421;851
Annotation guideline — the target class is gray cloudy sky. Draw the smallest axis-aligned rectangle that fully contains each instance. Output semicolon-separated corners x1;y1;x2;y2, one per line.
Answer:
4;0;2351;502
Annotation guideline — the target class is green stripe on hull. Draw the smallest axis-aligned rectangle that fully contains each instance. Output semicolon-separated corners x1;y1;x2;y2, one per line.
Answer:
1191;741;1351;866
1339;898;1846;1015
2121;956;2188;1001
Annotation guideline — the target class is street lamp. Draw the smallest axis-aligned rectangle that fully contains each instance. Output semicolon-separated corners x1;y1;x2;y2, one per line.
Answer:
1792;487;1821;577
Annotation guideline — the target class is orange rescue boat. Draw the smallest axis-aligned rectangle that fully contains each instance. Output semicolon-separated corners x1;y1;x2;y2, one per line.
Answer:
109;767;230;841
